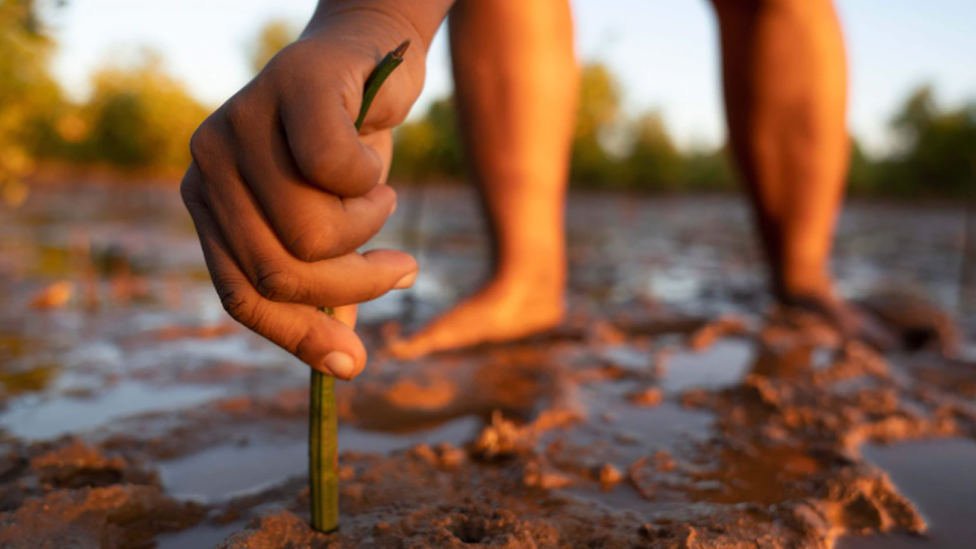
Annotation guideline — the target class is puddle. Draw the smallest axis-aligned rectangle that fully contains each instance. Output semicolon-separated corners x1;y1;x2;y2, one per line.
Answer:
161;416;481;502
838;439;976;549
0;187;973;547
341;415;481;454
558;400;713;513
662;339;756;393
153;521;246;549
161;440;309;502
0;381;226;439
686;442;825;505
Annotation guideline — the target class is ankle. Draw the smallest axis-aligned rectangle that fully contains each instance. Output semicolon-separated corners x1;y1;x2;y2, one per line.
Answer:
775;270;835;305
494;262;565;296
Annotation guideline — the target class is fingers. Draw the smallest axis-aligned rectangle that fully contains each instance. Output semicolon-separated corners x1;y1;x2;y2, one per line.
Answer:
189;162;417;308
242;167;400;263
182;178;369;379
221;94;397;262
363;130;394;185
280;81;384;198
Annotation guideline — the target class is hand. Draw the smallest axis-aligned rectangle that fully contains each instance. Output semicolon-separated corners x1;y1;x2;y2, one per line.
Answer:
180;16;426;380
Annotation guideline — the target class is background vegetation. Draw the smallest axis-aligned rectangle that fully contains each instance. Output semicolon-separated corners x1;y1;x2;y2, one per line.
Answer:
1;6;973;203
394;61;975;199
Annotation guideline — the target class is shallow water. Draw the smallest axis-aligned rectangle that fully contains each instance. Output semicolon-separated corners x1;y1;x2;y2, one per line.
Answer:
0;184;973;548
153;521;247;549
160;416;482;503
1;381;226;440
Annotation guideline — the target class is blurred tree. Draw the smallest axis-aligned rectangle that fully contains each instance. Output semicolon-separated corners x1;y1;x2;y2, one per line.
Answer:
880;85;976;198
249;19;298;76
846;137;877;194
391;97;463;181
681;146;735;192
79;51;210;171
571;63;622;185
0;0;63;204
624;111;681;191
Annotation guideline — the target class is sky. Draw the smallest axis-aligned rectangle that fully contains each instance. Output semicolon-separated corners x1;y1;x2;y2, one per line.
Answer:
46;0;976;156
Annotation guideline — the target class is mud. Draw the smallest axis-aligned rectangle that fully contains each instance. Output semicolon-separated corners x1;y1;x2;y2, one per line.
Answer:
0;186;974;548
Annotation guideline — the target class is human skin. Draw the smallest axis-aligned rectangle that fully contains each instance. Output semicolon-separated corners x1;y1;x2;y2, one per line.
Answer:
180;0;454;380
389;0;578;359
710;0;874;336
392;0;874;356
184;0;875;373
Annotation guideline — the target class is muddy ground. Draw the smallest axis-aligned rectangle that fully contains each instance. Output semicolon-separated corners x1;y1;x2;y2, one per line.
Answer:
0;185;974;548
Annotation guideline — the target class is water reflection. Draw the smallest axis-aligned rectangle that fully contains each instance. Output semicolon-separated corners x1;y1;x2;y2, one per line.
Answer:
0;186;972;548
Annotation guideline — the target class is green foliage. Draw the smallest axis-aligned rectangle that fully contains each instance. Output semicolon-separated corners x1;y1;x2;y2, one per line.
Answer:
0;10;971;200
75;52;210;170
391;97;463;181
1;2;208;185
680;147;735;192
0;0;63;200
249;19;298;76
624;112;682;191
846;138;876;194
844;86;976;199
571;63;622;185
880;86;976;198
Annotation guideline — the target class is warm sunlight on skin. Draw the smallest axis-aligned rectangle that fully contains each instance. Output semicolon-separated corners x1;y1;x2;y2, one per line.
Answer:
388;0;576;359
392;0;890;358
180;0;452;378
176;0;905;369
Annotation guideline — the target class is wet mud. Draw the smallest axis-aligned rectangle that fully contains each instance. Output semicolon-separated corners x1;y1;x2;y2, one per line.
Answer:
0;186;974;548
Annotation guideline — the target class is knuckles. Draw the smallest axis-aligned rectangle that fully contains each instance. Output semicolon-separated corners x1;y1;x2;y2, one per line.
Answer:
221;97;253;140
286;222;345;263
253;259;301;303
215;279;258;328
297;143;358;193
188;117;226;174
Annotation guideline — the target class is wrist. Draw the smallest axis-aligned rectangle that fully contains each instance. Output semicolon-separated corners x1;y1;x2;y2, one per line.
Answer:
307;0;453;56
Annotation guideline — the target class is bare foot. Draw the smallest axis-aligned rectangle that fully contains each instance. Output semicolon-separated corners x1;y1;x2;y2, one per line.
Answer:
387;278;564;359
778;289;897;352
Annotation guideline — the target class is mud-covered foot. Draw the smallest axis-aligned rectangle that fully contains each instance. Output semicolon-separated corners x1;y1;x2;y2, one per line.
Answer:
858;289;961;357
387;278;565;359
777;289;898;352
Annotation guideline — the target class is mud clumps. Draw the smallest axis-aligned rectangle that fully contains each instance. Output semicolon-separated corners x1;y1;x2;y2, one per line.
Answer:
0;439;197;548
0;299;972;548
0;484;204;549
471;412;525;460
626;386;664;407
687;315;749;352
29;439;149;489
409;442;466;469
216;511;315;549
820;469;926;536
596;463;623;488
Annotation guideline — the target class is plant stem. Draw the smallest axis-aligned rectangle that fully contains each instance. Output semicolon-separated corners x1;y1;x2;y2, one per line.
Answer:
310;39;410;534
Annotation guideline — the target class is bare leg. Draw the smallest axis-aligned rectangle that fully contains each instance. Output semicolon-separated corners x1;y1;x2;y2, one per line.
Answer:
711;0;883;340
389;0;577;358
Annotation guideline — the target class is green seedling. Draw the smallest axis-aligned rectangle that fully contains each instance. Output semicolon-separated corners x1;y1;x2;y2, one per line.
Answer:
310;39;409;534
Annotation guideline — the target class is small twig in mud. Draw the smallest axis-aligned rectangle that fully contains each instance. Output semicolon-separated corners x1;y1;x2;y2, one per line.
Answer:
310;39;410;535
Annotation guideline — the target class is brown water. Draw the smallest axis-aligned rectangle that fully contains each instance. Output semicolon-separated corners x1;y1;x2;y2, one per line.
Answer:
0;184;973;548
